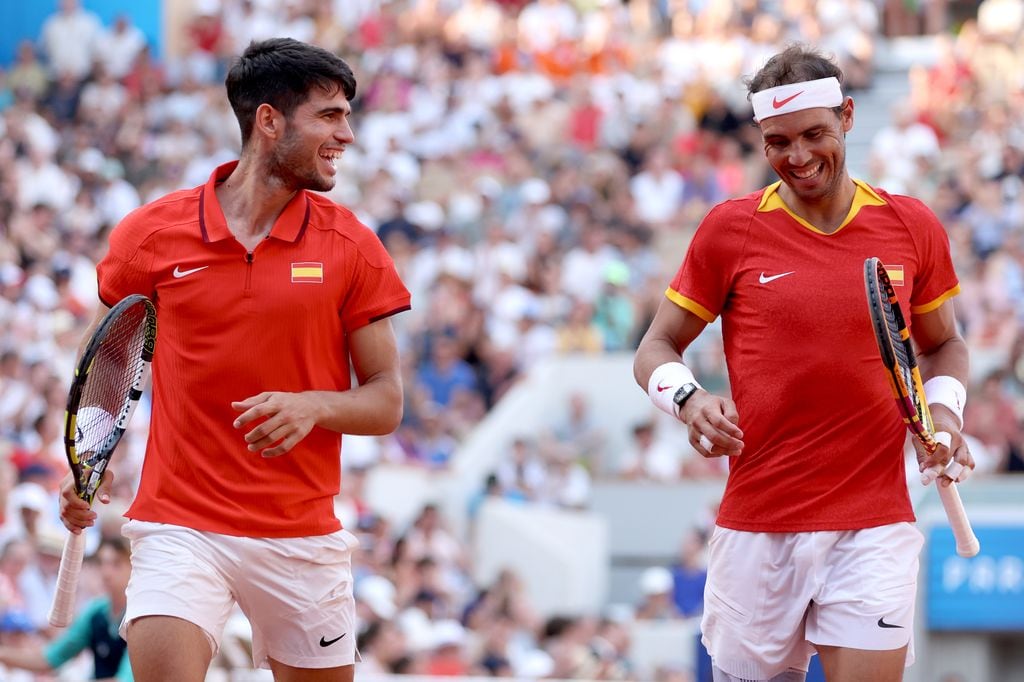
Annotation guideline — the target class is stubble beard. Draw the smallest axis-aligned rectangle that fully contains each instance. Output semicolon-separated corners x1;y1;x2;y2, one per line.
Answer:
268;131;335;193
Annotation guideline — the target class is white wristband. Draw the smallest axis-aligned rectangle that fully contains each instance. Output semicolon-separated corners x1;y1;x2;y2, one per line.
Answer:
647;362;702;418
924;376;967;429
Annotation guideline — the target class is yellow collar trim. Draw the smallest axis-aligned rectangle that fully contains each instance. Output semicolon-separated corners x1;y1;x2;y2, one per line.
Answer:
756;179;887;235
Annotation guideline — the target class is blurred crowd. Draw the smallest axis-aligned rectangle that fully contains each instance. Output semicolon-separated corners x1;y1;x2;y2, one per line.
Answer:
1;0;1024;678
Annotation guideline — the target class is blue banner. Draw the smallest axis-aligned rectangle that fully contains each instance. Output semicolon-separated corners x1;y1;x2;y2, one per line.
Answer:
0;0;162;67
927;525;1024;631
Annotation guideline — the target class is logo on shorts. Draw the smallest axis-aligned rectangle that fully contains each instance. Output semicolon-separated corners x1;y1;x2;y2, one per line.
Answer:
877;617;903;629
319;633;346;647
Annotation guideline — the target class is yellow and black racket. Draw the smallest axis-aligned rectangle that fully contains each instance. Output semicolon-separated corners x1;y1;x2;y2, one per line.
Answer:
49;294;156;627
864;257;978;558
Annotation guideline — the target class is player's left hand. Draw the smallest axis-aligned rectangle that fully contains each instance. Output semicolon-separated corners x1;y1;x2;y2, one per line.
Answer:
232;392;320;458
914;407;975;487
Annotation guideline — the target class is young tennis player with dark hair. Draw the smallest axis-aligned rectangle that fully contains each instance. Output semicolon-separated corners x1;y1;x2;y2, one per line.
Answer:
634;44;973;681
59;37;410;681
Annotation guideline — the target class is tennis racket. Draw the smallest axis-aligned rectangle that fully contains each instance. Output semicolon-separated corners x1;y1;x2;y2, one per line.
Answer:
49;294;156;627
864;257;979;558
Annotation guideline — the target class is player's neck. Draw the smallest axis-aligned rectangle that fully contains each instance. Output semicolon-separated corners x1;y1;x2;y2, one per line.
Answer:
215;156;299;247
779;173;856;234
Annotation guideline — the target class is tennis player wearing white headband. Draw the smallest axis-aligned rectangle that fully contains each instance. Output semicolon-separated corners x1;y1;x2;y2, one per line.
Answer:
750;76;844;123
634;44;971;682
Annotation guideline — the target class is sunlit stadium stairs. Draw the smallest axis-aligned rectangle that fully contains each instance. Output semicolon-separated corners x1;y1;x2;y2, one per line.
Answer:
846;36;941;179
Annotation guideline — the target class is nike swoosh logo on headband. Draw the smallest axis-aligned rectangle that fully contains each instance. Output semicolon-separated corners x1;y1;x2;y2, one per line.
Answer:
772;91;803;109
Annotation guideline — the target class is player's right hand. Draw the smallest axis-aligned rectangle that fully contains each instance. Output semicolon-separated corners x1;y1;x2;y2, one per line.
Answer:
58;470;113;533
681;390;744;458
917;426;974;488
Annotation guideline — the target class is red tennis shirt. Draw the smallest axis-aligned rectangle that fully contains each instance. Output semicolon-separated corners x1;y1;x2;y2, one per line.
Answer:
98;162;411;537
667;180;960;532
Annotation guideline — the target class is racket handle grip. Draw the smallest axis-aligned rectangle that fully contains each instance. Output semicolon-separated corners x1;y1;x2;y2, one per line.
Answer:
936;482;981;558
49;531;87;627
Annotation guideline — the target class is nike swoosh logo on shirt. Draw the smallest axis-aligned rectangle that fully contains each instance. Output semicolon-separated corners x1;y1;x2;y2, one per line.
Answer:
772;92;803;109
173;265;209;278
758;271;795;284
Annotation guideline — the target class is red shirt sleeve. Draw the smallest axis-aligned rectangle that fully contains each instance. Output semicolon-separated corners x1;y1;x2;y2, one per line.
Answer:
899;196;960;313
668;199;754;322
339;227;411;332
96;207;159;306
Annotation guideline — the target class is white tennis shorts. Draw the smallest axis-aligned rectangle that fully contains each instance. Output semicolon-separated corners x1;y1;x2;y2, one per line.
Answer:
121;520;359;670
701;522;923;680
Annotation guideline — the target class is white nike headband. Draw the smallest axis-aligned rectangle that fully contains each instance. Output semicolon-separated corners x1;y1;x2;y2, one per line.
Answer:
750;77;844;123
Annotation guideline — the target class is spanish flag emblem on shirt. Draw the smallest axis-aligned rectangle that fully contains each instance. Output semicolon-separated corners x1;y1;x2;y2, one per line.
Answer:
291;262;323;283
884;264;905;286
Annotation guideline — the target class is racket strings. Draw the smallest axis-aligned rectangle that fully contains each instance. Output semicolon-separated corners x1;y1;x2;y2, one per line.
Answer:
75;305;149;466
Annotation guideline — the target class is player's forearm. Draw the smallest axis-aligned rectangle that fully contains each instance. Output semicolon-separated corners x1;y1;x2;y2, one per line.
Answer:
919;335;970;430
0;646;54;673
634;342;683;388
918;335;970;385
309;375;404;436
634;299;709;389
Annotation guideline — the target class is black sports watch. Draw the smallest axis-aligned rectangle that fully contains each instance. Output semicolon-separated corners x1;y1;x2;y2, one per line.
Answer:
673;383;700;411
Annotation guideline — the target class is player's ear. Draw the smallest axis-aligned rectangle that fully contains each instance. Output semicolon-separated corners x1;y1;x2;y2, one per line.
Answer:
254;103;284;141
840;97;854;134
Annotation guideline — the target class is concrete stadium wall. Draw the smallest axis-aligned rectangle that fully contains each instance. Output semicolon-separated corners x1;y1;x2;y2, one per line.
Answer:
472;499;609;618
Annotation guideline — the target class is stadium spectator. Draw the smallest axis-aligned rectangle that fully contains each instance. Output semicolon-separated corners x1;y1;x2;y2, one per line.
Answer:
0;537;132;681
669;528;708;619
94;14;147;81
6;42;49;102
38;0;102;81
617;420;681;482
355;619;408;675
634;566;681;621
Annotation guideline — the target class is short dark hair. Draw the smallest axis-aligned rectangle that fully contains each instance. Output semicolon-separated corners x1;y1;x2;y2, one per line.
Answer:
745;44;843;100
225;37;357;148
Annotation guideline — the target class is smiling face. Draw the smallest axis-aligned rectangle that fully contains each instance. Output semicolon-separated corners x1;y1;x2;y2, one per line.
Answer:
267;85;354;193
759;99;853;205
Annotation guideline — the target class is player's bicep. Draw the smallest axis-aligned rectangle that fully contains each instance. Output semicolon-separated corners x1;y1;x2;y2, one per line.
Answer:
348;318;402;388
635;297;710;385
917;299;954;346
911;299;962;355
641;297;710;355
912;299;969;379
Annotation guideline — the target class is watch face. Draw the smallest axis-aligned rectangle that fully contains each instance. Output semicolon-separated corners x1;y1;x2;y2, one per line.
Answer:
673;383;697;406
